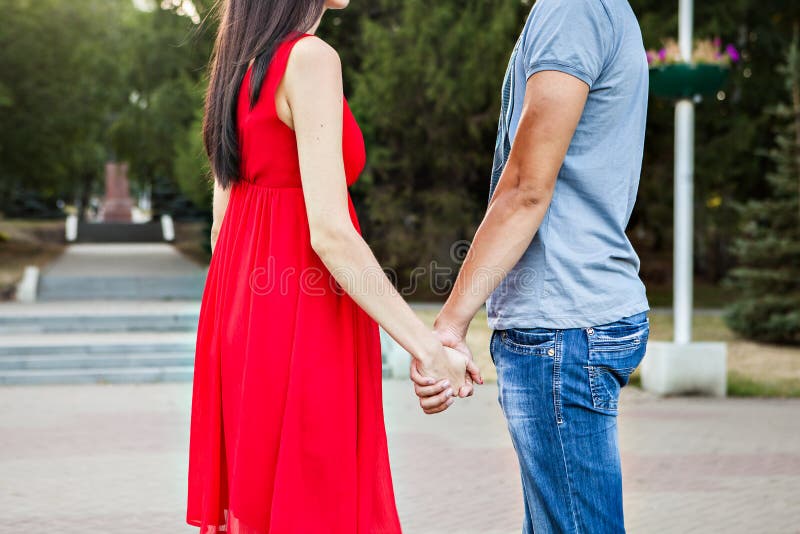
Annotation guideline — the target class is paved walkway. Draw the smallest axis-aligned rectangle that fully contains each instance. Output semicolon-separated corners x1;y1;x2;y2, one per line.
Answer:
36;244;207;300
39;243;206;277
1;382;798;533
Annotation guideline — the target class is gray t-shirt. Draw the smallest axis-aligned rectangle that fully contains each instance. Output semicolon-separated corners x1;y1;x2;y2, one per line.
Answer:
487;0;649;330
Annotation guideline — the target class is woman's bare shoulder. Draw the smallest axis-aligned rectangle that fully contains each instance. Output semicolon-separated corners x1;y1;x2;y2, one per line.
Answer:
288;34;341;74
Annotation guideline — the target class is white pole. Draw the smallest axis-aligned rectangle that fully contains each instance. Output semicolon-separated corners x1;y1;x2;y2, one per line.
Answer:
674;0;694;344
674;102;694;344
678;0;693;61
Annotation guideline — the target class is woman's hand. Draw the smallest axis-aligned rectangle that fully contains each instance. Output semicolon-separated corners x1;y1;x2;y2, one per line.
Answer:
433;324;482;398
413;345;482;414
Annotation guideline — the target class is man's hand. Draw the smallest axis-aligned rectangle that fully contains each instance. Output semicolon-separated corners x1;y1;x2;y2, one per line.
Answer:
417;344;473;398
410;326;482;414
434;325;480;398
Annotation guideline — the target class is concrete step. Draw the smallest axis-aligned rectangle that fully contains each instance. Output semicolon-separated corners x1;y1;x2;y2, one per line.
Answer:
0;366;194;385
76;221;164;243
37;275;206;301
0;301;201;333
0;332;196;356
0;312;200;335
0;353;194;371
0;302;201;383
0;303;399;383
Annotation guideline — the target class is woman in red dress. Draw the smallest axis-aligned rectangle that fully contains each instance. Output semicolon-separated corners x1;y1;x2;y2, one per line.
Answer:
186;1;482;532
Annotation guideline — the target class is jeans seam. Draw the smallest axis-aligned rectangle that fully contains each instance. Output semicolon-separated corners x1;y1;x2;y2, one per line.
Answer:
555;426;583;534
554;331;582;534
553;331;563;425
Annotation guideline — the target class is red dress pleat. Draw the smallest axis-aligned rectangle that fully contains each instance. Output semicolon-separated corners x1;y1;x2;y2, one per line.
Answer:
186;33;402;534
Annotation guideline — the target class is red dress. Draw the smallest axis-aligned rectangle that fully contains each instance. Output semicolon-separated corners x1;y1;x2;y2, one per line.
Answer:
187;34;402;534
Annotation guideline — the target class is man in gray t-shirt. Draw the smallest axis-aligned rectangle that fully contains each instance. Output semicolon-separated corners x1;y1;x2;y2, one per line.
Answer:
488;0;649;329
413;0;650;531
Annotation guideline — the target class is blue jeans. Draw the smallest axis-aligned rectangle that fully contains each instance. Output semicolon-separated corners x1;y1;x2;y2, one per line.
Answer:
489;312;649;534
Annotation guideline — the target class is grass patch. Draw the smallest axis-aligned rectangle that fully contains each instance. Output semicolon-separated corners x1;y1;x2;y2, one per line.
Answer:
645;282;737;309
647;313;737;343
628;370;641;388
0;219;66;300
727;372;800;398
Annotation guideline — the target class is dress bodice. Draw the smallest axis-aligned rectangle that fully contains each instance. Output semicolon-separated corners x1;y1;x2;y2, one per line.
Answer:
236;34;366;189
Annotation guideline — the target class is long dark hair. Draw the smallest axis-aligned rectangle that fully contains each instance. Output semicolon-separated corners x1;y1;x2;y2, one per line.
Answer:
203;0;326;188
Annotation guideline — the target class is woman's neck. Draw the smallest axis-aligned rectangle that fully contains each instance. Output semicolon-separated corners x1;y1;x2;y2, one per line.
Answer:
307;9;327;35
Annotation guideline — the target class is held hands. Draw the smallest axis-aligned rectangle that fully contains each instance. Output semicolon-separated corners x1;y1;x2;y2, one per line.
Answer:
410;330;482;415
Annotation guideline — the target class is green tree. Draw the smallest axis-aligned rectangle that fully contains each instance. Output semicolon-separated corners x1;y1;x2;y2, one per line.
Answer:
631;0;800;286
109;4;213;216
349;0;529;290
174;109;211;209
725;36;800;344
0;0;133;217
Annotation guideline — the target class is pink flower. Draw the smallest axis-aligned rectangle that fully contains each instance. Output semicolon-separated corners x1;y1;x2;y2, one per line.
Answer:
658;48;667;61
725;44;741;63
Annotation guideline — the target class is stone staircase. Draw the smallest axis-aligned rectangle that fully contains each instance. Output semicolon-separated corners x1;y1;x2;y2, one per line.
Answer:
0;300;401;385
6;241;406;385
0;302;200;385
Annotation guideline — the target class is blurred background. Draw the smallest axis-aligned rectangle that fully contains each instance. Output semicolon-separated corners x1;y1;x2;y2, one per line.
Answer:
1;0;798;387
0;0;798;532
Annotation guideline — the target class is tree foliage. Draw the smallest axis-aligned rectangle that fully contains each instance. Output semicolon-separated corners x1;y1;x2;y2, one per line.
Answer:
725;36;800;344
346;0;530;285
0;0;133;215
0;0;214;218
631;0;800;283
108;3;213;215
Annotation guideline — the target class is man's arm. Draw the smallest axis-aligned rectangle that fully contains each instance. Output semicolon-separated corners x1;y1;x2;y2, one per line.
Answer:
411;70;590;410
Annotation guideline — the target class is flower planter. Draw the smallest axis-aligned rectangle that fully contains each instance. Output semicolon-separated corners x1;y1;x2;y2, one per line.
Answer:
649;64;729;100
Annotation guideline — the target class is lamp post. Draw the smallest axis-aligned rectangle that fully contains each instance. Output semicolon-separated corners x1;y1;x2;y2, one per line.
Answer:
673;0;694;344
640;0;728;397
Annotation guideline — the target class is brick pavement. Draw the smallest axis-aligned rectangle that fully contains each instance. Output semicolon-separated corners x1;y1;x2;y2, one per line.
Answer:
0;382;798;533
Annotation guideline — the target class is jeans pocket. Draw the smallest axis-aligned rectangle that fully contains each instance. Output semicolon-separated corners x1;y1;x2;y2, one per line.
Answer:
498;327;556;357
586;313;649;412
492;327;557;422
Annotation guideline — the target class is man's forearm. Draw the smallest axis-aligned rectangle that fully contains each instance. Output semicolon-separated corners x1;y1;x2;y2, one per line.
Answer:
435;71;588;338
435;166;553;336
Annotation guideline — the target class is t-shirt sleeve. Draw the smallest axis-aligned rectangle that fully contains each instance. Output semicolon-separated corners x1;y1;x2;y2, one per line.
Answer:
522;0;614;88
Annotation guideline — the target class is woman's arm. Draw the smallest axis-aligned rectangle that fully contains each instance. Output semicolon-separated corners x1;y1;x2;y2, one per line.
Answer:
210;178;230;253
283;36;480;396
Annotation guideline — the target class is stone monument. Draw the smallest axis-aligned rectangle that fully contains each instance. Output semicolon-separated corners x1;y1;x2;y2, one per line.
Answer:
100;162;133;222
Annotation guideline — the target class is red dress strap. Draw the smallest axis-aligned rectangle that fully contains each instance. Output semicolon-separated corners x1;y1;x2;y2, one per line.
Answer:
262;32;314;100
